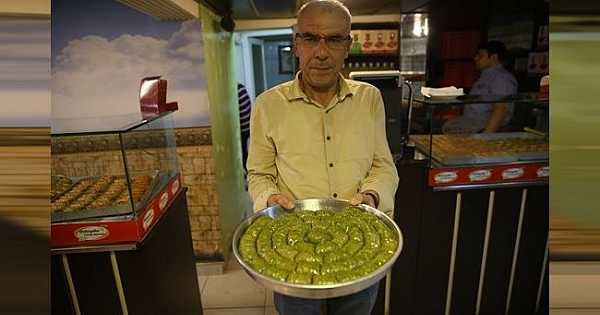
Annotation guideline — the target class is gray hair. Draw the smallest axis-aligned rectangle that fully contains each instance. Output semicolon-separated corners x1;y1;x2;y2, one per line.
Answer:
297;0;352;30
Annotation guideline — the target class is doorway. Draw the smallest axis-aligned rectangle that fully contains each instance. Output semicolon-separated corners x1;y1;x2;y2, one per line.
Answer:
249;37;267;96
237;29;295;101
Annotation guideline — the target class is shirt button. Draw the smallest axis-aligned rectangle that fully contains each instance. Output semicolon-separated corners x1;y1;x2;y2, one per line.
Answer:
333;193;338;198
326;136;331;140
329;163;334;167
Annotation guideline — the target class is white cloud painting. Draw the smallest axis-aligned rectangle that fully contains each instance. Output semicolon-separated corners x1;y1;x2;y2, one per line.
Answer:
52;1;210;129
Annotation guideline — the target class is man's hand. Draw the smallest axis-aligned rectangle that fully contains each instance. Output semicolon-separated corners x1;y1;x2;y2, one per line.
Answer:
350;191;377;208
267;194;295;209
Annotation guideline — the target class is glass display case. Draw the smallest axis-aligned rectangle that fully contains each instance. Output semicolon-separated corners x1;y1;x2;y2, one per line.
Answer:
389;92;550;314
50;111;182;249
406;93;549;189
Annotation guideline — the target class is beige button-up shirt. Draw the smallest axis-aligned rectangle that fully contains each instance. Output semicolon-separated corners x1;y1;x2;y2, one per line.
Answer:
247;73;399;216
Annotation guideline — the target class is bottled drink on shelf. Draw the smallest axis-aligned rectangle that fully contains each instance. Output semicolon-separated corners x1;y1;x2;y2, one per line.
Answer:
350;32;362;55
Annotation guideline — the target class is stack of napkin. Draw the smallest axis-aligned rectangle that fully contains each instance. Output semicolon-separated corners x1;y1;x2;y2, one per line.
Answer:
420;86;464;98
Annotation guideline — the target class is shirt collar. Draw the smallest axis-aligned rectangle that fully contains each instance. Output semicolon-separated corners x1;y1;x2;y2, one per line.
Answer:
285;71;354;103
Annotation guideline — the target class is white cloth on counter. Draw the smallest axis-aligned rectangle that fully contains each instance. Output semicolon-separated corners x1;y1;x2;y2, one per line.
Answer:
420;86;464;98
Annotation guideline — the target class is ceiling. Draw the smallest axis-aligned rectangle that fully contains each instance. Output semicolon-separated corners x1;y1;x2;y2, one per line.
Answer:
199;0;429;19
117;0;197;20
115;0;430;22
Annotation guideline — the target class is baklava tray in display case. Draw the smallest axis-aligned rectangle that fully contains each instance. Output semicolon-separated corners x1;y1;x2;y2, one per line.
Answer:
411;132;549;166
51;171;169;223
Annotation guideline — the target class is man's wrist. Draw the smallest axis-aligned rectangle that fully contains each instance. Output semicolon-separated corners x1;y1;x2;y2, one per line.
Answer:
267;193;280;205
254;189;280;212
362;190;380;208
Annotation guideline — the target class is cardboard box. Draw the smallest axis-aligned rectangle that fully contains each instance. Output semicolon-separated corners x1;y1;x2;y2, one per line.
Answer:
372;30;387;54
361;30;376;54
528;52;549;75
384;30;399;54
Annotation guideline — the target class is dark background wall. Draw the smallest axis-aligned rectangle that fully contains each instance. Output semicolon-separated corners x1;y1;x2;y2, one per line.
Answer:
425;0;548;92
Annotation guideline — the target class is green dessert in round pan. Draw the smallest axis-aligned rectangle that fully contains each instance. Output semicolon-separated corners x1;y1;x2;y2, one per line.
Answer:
239;207;398;285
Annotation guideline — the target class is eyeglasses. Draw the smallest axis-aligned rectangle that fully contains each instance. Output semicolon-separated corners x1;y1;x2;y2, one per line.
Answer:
295;32;351;50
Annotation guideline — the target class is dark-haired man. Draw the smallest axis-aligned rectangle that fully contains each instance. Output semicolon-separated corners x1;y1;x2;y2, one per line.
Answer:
443;40;518;133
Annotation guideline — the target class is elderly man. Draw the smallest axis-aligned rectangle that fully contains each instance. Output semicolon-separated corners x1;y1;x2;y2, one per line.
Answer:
246;0;399;314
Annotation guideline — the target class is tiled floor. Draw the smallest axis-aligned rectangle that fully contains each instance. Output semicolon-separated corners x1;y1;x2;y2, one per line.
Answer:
199;257;279;315
197;259;600;315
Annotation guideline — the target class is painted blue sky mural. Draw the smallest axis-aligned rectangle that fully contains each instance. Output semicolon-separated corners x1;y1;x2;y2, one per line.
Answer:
52;0;210;127
52;0;180;65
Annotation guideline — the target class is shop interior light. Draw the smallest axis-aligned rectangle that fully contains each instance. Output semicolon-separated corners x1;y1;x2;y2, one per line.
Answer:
423;17;429;36
413;14;423;37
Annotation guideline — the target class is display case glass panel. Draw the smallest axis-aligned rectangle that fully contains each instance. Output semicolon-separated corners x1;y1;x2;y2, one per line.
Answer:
409;93;549;165
51;111;179;223
405;93;549;188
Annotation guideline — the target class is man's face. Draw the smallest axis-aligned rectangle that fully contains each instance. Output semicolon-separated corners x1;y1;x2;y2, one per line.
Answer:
474;49;494;70
295;9;350;91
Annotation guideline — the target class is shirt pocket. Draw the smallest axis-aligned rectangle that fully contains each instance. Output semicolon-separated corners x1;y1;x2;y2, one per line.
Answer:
271;111;323;157
337;124;373;165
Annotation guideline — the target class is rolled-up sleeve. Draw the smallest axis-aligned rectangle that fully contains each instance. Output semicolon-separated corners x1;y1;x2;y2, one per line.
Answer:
359;90;400;217
246;96;280;212
490;74;517;96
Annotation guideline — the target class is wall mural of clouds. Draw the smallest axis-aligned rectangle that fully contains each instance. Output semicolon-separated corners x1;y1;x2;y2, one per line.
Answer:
52;0;210;129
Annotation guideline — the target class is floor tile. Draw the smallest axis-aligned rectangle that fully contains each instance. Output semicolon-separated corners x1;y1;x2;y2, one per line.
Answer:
226;255;242;271
265;306;279;315
196;261;225;276
198;276;208;293
203;307;265;315
265;290;274;306
202;269;266;308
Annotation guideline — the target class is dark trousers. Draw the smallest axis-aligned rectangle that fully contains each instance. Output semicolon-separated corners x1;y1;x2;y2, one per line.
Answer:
274;282;379;315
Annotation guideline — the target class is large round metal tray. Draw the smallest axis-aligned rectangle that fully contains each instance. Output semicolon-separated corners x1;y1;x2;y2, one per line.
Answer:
232;198;403;299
